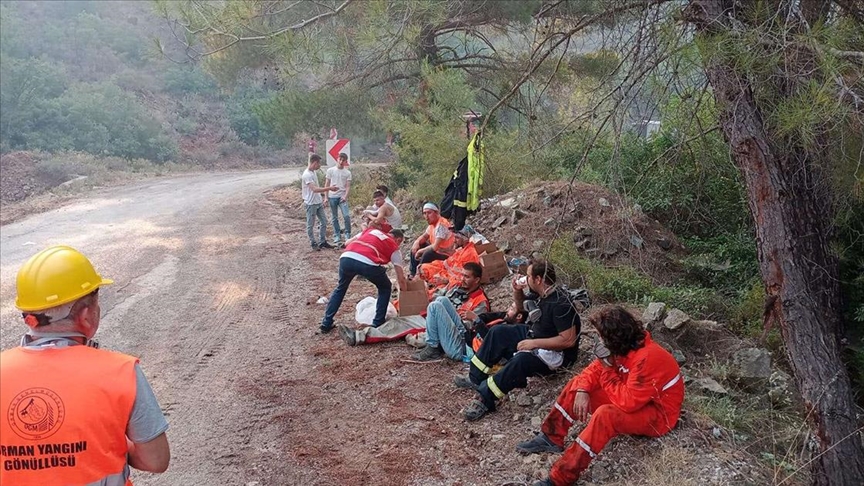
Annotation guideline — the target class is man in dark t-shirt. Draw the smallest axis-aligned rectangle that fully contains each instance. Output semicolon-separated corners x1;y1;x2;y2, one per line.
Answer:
456;261;581;421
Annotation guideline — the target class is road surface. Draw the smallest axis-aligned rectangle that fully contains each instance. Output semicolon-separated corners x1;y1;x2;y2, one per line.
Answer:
1;168;320;485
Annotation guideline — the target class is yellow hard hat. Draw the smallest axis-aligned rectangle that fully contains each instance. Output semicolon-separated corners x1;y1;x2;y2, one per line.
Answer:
15;245;114;312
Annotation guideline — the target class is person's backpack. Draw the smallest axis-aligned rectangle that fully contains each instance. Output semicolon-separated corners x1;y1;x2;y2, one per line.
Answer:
562;287;591;313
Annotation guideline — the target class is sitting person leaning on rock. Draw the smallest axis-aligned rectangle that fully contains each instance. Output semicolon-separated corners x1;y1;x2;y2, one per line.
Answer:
517;305;684;486
457;260;581;421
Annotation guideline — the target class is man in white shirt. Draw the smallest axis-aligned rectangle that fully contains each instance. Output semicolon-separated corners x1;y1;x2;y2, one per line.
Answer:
377;185;403;230
302;154;337;251
325;152;352;246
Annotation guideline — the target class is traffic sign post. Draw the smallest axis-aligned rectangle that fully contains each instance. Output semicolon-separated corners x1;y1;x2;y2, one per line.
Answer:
325;139;350;167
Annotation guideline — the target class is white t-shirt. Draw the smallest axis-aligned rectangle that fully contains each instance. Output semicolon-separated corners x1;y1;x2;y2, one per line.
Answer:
326;166;352;199
302;169;322;205
385;197;403;229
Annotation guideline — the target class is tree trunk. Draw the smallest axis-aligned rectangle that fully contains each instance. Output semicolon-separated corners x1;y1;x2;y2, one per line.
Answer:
688;1;864;485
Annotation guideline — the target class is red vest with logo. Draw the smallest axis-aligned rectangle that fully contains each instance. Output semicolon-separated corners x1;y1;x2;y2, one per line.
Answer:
345;228;400;266
0;345;137;486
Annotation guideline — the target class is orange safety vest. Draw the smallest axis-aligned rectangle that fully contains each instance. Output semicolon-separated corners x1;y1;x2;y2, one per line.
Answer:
0;345;138;486
460;288;490;315
426;217;455;255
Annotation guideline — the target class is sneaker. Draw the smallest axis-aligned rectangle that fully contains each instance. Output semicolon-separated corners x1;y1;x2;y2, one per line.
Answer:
412;345;444;361
318;324;334;334
515;432;564;454
311;243;321;251
337;325;356;346
462;399;489;421
319;241;335;249
453;375;478;390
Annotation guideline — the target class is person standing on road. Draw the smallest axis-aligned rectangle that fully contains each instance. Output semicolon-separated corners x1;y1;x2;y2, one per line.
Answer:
325;152;352;246
320;228;408;334
1;245;170;486
308;135;318;162
303;154;337;251
516;306;683;486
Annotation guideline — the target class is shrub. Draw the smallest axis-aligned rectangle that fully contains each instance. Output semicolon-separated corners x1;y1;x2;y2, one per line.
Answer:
163;66;217;95
549;237;726;318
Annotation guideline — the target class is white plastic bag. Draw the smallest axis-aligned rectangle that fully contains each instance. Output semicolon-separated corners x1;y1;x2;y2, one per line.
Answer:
355;296;398;325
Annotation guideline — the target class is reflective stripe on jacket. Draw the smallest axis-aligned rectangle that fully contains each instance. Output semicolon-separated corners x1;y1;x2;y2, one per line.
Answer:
1;346;137;486
570;333;684;428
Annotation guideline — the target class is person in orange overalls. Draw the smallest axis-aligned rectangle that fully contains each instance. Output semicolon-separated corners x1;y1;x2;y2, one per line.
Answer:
418;225;480;289
516;305;684;486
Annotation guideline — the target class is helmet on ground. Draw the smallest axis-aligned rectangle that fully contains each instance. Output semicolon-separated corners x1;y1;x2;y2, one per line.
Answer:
16;245;113;312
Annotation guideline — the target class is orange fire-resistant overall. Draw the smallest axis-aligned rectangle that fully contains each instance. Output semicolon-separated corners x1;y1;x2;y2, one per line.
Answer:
0;345;138;486
540;333;684;486
418;241;480;289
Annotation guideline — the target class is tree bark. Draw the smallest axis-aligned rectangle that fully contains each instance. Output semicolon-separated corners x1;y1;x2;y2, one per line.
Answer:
687;1;864;485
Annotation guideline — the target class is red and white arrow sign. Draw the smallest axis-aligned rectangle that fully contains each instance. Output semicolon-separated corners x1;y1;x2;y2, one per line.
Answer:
326;139;350;166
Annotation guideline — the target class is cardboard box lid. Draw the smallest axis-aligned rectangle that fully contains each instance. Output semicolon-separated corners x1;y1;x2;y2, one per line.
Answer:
474;242;498;255
480;250;507;267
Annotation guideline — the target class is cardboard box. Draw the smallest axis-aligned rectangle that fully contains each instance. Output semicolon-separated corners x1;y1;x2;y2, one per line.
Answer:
474;242;498;256
480;250;509;283
397;278;429;316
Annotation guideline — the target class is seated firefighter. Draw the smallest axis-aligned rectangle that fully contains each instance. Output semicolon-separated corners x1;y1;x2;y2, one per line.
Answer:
517;305;684;486
466;301;528;354
456;261;580;421
417;225;480;289
409;202;455;278
411;262;490;361
337;263;488;347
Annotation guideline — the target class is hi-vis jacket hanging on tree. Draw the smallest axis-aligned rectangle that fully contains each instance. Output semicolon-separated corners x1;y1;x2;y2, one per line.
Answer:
440;132;484;231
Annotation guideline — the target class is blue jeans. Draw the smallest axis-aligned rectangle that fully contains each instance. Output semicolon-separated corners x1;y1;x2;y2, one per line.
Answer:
328;197;351;242
322;257;393;329
425;296;468;360
305;202;327;246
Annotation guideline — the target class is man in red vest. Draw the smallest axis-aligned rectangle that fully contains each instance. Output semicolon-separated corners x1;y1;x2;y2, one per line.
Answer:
516;306;684;486
319;228;407;334
1;246;170;486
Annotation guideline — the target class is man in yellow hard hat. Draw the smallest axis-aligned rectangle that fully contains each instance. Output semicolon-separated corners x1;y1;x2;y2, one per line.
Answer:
0;245;170;486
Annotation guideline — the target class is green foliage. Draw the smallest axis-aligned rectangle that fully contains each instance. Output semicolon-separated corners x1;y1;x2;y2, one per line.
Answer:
680;233;759;293
567;50;620;79
549;237;726;318
0;57;68;149
225;82;275;145
163;66;218;95
17;83;177;162
256;85;381;147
